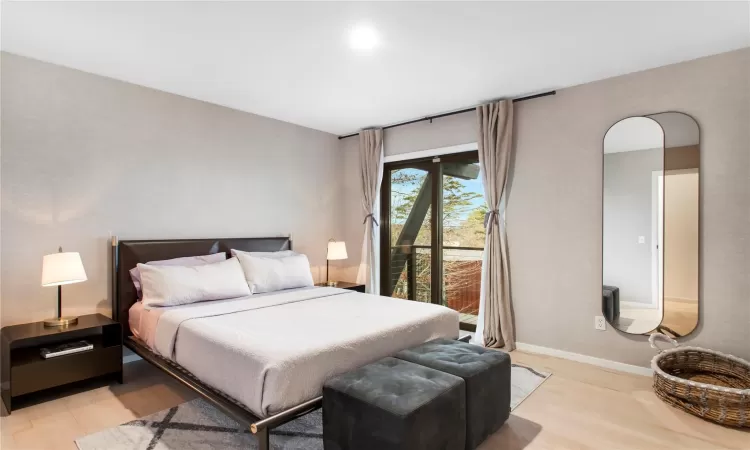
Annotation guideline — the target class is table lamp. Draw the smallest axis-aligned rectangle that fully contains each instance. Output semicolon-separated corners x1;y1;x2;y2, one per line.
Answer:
326;240;348;287
41;247;87;327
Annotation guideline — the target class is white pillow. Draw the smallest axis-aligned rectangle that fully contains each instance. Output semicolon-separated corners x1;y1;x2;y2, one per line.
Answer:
234;252;314;294
139;257;251;307
230;249;298;258
129;253;227;298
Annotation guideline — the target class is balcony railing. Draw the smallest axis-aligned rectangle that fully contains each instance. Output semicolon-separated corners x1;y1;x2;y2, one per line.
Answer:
390;245;484;322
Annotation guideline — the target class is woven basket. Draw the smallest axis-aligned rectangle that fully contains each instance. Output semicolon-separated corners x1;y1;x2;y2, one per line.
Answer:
650;334;750;428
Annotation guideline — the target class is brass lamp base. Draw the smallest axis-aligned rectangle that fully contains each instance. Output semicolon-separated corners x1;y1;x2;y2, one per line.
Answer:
326;280;338;287
43;316;79;327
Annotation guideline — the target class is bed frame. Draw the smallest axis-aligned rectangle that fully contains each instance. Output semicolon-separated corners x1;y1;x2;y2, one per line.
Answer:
111;236;322;450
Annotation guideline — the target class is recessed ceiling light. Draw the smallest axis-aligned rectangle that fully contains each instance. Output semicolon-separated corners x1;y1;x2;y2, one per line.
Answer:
349;24;380;51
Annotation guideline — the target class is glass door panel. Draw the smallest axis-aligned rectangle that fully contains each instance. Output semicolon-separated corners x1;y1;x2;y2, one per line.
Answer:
381;151;485;331
387;167;432;302
442;160;484;329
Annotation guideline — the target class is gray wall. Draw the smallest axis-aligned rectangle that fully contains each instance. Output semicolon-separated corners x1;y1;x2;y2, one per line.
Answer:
603;148;661;305
1;53;341;326
340;48;750;366
384;113;478;158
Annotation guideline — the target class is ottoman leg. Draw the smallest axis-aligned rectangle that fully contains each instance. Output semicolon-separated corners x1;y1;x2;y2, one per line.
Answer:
256;427;269;450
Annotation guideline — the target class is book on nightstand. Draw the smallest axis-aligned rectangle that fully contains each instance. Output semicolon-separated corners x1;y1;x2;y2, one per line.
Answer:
40;340;93;359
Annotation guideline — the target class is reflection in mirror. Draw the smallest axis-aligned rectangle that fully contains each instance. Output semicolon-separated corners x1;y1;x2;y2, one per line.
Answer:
602;113;700;337
603;117;665;334
649;112;700;337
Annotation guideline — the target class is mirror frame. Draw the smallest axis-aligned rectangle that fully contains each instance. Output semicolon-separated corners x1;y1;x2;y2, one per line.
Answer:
601;111;700;338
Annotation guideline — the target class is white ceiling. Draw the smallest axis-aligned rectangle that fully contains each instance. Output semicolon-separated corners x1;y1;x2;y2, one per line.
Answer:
3;1;749;135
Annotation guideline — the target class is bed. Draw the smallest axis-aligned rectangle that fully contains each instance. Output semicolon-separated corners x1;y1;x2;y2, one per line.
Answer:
112;236;459;450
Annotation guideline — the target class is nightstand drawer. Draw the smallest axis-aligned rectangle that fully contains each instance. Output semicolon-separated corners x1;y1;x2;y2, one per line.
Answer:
11;345;122;396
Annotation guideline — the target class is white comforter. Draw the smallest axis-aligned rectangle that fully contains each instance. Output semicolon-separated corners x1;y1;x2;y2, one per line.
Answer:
150;287;459;417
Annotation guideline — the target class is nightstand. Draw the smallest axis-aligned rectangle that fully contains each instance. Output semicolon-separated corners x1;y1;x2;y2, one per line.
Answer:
315;281;366;293
1;313;122;414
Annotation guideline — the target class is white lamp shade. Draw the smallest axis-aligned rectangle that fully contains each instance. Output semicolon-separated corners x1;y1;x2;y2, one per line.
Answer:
41;252;88;286
327;241;348;261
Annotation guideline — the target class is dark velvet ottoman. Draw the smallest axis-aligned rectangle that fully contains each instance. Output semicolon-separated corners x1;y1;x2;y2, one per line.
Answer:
323;356;466;450
395;338;511;449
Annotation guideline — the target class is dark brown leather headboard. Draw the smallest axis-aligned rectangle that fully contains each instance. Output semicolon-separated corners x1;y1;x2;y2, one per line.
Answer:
112;237;292;336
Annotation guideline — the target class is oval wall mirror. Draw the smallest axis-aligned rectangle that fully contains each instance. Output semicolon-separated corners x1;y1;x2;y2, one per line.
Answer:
602;112;700;338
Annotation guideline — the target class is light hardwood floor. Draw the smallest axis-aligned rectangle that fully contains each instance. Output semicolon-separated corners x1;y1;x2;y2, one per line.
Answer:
484;352;748;450
1;352;747;449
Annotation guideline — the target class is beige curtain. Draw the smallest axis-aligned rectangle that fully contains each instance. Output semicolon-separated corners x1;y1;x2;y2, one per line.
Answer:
475;100;515;350
356;129;384;294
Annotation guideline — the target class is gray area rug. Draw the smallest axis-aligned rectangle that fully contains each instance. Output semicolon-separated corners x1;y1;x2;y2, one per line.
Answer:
76;363;549;450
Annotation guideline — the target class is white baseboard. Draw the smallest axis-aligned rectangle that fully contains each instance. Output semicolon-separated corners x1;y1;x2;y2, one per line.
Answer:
515;342;653;377
620;300;657;310
664;296;698;304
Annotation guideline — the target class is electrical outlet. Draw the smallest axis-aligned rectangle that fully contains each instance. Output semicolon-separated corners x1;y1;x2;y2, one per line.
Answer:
595;316;607;331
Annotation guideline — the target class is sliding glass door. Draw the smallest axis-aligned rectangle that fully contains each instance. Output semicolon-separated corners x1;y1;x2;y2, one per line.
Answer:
381;151;484;330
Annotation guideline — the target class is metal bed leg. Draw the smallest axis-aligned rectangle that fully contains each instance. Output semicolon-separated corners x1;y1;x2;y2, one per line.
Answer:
256;427;269;450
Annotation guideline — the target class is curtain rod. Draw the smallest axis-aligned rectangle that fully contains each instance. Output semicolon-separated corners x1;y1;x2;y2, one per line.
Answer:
337;90;556;140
